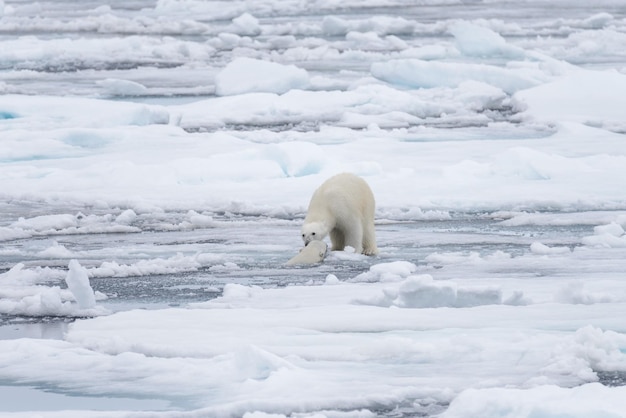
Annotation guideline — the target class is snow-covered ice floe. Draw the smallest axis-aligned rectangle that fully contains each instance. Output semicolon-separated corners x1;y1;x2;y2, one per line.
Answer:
2;0;626;416
2;261;626;416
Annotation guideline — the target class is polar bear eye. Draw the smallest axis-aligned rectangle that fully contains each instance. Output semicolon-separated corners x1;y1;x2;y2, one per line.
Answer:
312;232;316;236
302;234;305;237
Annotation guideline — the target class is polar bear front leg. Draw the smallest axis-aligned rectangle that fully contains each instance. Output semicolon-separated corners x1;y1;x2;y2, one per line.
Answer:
343;222;364;254
329;228;346;251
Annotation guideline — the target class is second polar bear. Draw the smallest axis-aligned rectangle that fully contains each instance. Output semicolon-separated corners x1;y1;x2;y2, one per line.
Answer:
301;173;378;255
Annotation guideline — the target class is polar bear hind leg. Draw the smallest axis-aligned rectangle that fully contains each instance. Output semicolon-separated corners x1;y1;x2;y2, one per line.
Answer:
361;221;378;255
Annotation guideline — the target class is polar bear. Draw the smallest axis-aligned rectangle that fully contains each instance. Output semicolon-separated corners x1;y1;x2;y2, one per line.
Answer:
301;173;378;255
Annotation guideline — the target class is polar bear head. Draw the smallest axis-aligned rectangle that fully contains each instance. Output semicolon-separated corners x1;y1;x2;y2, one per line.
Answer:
301;222;329;246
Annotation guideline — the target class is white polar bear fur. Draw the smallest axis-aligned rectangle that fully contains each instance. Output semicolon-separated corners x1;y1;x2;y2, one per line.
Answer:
301;173;378;255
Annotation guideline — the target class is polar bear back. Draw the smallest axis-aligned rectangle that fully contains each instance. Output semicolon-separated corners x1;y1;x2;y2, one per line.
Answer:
306;173;374;222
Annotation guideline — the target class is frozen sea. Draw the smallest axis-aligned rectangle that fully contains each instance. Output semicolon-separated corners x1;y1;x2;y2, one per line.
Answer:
2;0;626;417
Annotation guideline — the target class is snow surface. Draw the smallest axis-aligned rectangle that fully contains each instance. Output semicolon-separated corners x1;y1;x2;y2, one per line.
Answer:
2;0;626;417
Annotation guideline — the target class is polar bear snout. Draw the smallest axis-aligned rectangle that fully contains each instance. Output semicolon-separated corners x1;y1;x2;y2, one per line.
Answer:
302;231;317;246
301;222;326;246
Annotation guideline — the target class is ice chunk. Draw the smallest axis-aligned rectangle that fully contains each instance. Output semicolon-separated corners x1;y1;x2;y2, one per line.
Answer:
322;15;349;36
65;260;96;309
449;22;524;58
231;13;261;36
582;234;626;248
514;70;626;125
490;146;586;181
233;345;294;380
60;130;111;149
351;261;418;283
356;275;503;309
0;110;16;119
371;59;539;94
555;281;614;305
582;223;626;248
583;12;613;29
97;78;148;96
324;274;340;285
220;283;263;302
186;210;214;228
37;241;74;258
594;223;624;237
92;254;202;278
12;214;77;232
394;275;457;308
0;263;64;285
530;242;572;255
0;95;169;127
504;291;532;306
264;141;327;177
115;209;137;225
0;262;108;317
441;383;626;418
215;57;310;96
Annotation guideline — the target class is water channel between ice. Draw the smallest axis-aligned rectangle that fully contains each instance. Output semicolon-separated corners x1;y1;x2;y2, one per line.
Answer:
0;213;594;317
